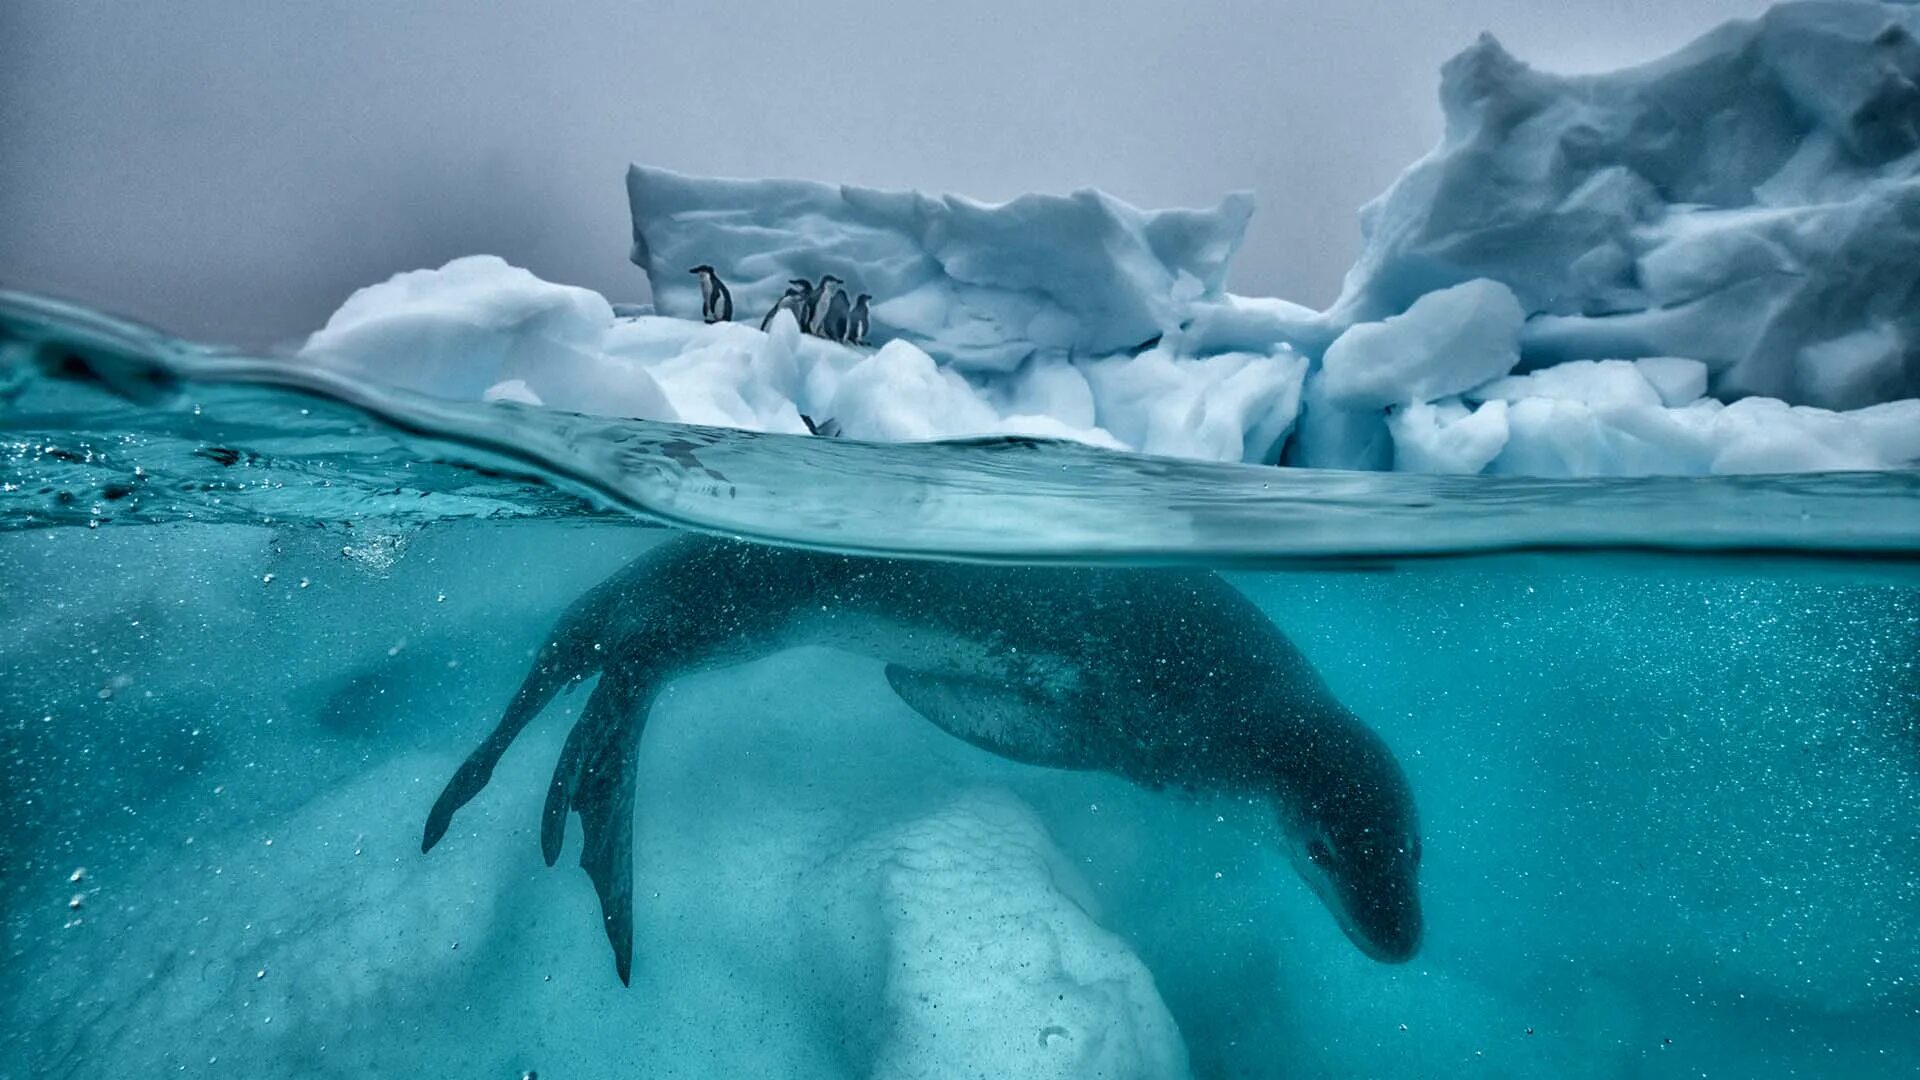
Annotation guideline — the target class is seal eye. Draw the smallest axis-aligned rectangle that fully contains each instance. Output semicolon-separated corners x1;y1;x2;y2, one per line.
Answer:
1306;839;1333;867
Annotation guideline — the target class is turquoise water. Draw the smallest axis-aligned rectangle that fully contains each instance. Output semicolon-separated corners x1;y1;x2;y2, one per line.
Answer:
2;292;1918;1078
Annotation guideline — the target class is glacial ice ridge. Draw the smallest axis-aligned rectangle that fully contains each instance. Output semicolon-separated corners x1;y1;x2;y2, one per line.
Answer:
300;0;1920;477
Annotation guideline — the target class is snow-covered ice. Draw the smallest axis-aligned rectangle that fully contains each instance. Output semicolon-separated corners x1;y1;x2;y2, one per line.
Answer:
300;1;1920;477
1333;0;1920;411
628;164;1253;375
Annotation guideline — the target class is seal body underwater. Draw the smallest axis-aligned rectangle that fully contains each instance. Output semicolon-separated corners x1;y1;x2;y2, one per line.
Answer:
422;535;1423;983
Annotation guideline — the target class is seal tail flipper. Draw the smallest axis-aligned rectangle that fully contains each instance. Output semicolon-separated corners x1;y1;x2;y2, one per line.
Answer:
574;708;645;984
540;670;640;865
422;642;592;854
536;669;651;984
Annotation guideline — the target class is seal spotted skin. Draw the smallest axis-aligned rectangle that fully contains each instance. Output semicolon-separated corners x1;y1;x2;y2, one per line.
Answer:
422;535;1423;983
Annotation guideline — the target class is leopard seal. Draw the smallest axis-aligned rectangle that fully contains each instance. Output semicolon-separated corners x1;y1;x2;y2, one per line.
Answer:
422;535;1423;982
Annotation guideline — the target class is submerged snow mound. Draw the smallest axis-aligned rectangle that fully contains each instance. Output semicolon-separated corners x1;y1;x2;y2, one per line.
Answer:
1332;0;1920;409
628;164;1254;373
814;792;1191;1080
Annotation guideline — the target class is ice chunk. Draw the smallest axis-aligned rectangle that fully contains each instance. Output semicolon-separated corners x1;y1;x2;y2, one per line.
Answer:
1319;279;1525;408
1471;359;1664;409
813;341;1120;450
301;255;678;423
1702;396;1920;474
1389;358;1920;476
1080;346;1308;463
1331;2;1920;408
482;378;542;406
1388;398;1509;474
1484;393;1920;477
1632;357;1709;408
1795;322;1910;410
827;341;1004;442
627;164;1254;374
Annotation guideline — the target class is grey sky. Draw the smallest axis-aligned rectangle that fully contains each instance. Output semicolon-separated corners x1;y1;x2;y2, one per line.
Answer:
1;0;1771;348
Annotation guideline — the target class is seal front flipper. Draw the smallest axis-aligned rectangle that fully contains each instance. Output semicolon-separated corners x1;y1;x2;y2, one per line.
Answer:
883;665;1082;769
422;642;594;853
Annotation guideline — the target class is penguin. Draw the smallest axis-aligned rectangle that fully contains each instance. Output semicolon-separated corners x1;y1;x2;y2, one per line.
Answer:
759;281;809;332
688;266;733;324
804;275;842;336
819;286;852;343
846;294;871;346
798;414;842;438
795;279;821;332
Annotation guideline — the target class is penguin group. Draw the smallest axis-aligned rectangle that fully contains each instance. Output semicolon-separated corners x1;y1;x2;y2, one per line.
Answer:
759;273;871;346
689;265;869;346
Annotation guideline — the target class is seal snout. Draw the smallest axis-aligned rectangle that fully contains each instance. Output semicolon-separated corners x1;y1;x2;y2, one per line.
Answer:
1360;908;1423;964
1348;884;1423;963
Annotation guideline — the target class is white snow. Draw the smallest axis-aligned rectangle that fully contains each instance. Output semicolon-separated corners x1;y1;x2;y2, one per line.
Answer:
303;255;677;423
299;1;1920;477
300;255;1304;462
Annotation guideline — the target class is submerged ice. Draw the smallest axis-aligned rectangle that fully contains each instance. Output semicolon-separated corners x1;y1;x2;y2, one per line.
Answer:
301;0;1920;476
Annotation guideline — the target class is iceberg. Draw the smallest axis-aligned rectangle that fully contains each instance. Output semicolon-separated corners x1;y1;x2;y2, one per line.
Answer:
1329;0;1920;409
627;165;1253;375
298;1;1920;477
301;255;1306;461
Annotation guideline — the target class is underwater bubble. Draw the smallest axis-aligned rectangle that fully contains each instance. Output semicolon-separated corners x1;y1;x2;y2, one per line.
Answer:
341;531;410;575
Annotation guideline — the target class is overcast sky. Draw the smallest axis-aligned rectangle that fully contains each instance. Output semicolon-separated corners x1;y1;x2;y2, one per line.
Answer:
1;0;1772;348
